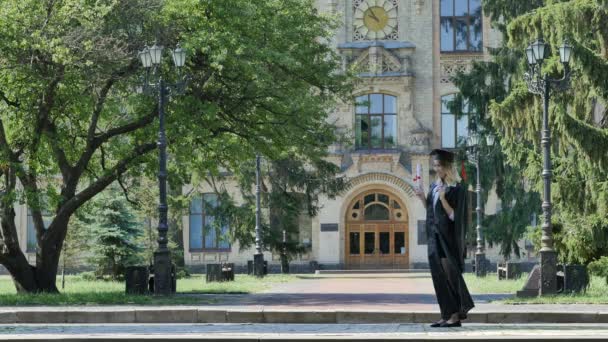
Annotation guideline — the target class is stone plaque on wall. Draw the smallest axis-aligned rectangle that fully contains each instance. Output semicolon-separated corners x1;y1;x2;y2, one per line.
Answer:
417;220;427;245
321;223;339;232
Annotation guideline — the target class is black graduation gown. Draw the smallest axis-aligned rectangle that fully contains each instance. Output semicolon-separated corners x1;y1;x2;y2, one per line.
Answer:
425;181;475;320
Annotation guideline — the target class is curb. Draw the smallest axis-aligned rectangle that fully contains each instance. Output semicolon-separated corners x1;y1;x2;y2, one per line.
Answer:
0;309;606;324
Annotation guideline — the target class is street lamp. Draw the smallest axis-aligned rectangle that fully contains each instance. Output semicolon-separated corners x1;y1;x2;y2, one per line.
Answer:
254;154;266;277
138;42;188;295
523;37;573;296
466;128;495;277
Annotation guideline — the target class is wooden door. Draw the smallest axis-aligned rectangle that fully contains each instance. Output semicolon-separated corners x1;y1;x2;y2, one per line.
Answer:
345;190;409;269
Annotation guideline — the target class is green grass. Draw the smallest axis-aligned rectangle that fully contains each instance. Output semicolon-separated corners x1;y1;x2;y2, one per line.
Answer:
503;275;608;304
465;272;608;304
0;274;297;306
464;272;528;294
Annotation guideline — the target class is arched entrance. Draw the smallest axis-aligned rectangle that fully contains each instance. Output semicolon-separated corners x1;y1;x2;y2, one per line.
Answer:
345;189;409;269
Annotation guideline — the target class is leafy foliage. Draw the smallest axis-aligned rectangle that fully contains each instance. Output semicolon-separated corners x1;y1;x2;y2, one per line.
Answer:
452;0;608;262
0;0;351;292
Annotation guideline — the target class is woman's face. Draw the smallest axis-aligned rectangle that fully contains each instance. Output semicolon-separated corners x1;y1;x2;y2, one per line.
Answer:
432;158;447;180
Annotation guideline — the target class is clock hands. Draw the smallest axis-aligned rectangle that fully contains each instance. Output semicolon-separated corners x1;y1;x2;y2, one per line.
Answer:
367;9;380;22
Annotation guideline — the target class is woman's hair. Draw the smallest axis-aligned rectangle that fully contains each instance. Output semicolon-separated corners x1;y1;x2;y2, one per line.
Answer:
433;158;461;185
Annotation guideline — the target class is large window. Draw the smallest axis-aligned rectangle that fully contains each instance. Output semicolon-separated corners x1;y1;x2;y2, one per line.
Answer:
26;207;52;253
189;194;230;251
441;94;469;148
355;94;397;150
440;0;482;52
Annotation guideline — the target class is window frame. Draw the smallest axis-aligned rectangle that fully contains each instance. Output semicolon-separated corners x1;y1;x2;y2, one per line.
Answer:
189;193;231;252
355;93;398;150
440;0;483;53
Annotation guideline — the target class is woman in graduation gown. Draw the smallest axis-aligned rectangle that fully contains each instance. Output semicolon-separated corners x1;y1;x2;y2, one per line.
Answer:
415;148;474;328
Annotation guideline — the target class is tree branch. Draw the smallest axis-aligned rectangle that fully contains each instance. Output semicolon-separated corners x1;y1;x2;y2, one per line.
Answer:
0;90;20;108
57;142;157;220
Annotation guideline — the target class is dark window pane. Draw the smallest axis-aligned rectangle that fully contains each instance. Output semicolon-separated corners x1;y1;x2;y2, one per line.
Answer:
455;18;468;50
364;232;375;254
350;232;360;254
355;115;369;149
383;115;396;148
353;201;360;210
379;232;390;254
370;116;383;148
394;232;405;254
189;214;203;249
364;204;390;220
470;0;482;15
26;214;36;252
355;95;368;114
204;216;216;248
442;114;456;148
218;225;230;248
470;15;483;51
440;18;454;51
455;0;468;16
441;94;455;113
190;196;202;214
440;0;453;16
384;95;397;114
369;94;383;114
364;194;375;205
393;200;401;209
378;194;389;204
457;114;469;147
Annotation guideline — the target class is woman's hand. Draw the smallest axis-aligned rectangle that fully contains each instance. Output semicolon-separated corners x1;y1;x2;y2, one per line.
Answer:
438;185;446;201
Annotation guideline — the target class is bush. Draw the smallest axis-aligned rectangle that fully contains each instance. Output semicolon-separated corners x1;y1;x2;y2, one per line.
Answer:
175;267;191;279
588;256;608;285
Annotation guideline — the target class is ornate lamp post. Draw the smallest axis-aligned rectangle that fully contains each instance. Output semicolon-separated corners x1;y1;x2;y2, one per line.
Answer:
467;129;495;277
253;154;266;277
524;38;573;295
138;42;188;295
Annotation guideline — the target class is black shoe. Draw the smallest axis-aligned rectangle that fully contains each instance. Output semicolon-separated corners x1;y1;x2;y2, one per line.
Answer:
440;321;461;327
430;320;446;328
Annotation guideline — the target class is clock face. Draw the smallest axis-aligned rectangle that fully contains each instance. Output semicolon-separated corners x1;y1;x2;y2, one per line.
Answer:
354;0;398;40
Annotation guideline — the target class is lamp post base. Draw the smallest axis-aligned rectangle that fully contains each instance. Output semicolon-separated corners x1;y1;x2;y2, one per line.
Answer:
475;252;487;277
254;253;265;278
539;249;557;296
153;250;173;296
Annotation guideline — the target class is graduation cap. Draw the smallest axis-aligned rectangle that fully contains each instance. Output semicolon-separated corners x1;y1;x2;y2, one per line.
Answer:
430;148;455;164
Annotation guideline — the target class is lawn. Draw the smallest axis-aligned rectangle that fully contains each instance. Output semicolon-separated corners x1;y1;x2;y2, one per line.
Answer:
465;272;608;304
0;273;297;306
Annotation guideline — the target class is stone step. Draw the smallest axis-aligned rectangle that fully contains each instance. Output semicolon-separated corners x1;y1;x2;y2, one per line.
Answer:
1;309;605;324
1;323;607;341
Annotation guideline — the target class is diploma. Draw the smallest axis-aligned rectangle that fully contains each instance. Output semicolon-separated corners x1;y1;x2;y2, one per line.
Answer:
415;163;423;190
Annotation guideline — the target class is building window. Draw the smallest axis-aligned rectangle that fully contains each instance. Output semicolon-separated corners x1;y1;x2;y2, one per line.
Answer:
355;94;397;150
440;0;482;52
189;193;230;251
26;208;52;253
441;94;469;148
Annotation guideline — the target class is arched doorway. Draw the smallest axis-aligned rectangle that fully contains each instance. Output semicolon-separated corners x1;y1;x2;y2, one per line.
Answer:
345;189;409;269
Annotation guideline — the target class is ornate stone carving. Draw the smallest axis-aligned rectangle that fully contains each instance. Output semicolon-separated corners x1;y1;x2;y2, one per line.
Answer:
415;0;425;15
345;172;415;197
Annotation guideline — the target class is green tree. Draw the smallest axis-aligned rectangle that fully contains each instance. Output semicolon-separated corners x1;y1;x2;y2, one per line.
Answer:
87;188;142;280
0;0;351;292
203;154;345;262
454;0;608;263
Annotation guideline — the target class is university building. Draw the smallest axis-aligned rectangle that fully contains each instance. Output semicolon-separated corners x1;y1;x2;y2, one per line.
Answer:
11;0;537;272
183;0;536;271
